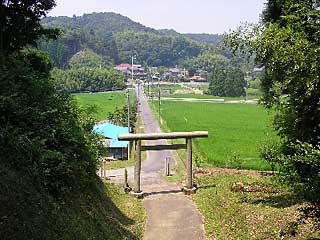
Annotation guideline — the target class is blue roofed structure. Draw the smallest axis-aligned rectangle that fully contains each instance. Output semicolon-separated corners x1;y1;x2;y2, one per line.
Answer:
93;122;129;159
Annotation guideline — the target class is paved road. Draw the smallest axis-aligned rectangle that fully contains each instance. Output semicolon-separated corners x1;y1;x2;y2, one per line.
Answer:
105;84;174;178
138;84;175;173
106;84;206;240
138;84;205;240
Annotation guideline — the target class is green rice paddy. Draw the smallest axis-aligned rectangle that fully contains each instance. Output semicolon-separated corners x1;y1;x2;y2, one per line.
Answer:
73;91;128;121
158;101;277;170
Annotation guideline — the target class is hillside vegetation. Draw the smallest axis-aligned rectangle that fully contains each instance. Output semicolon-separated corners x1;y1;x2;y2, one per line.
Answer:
0;2;145;239
39;12;217;68
1;163;145;240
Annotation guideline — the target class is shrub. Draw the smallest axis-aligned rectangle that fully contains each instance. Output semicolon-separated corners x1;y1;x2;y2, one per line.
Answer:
283;142;320;203
259;139;282;174
0;50;101;196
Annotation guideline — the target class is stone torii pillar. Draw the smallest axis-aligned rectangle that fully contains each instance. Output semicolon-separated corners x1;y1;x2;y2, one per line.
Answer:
118;131;208;196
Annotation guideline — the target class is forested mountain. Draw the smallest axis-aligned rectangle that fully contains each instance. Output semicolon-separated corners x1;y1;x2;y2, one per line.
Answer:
183;33;223;46
39;12;214;68
157;29;180;36
42;12;157;34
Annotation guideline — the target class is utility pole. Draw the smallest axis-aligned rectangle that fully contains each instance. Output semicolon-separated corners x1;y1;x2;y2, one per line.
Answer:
158;77;160;124
127;89;130;163
127;90;131;160
127;55;135;161
147;77;150;98
131;56;135;88
245;72;249;102
151;70;154;104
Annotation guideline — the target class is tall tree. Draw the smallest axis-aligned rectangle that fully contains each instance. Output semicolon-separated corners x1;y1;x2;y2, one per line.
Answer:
226;0;320;201
0;0;58;57
208;66;246;97
262;0;286;24
0;0;100;195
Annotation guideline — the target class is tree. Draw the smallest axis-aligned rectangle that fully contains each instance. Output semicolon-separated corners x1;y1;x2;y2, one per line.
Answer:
207;66;246;97
258;0;320;144
107;103;137;130
226;0;320;202
51;67;126;93
0;0;101;195
262;0;286;24
182;52;228;76
69;49;113;69
0;0;59;58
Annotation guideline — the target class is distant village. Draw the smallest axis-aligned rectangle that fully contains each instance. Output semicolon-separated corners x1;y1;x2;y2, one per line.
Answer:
114;63;207;83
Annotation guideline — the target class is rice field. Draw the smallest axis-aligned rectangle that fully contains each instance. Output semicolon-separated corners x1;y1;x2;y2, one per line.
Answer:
158;101;277;170
73;91;128;121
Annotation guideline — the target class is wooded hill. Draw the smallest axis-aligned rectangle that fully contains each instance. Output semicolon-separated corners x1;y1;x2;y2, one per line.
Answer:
39;12;223;68
183;33;223;45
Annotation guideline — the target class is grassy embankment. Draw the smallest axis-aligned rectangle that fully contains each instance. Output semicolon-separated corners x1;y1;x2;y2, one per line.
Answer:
0;162;145;240
194;173;320;239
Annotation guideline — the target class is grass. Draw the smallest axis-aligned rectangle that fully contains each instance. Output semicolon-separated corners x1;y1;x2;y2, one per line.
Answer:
247;88;263;97
191;84;209;92
161;88;261;100
0;162;146;240
193;173;319;240
152;101;277;170
73;91;128;121
104;181;146;238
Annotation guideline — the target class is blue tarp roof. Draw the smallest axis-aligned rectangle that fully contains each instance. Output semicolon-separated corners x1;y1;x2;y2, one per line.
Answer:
93;123;128;148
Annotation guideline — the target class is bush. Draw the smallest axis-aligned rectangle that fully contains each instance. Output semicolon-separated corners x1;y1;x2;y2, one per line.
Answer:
0;49;101;196
107;102;137;131
51;67;126;93
259;138;282;173
283;142;320;203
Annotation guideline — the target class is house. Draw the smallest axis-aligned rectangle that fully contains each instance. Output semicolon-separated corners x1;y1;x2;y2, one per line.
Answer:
189;75;207;82
114;63;131;73
114;63;147;79
93;122;129;160
169;68;181;76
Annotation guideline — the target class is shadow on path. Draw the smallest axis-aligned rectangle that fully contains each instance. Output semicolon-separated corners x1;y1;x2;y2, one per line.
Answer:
143;189;182;197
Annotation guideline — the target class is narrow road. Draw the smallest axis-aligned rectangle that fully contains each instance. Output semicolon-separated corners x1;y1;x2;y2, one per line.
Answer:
107;84;205;240
138;84;174;173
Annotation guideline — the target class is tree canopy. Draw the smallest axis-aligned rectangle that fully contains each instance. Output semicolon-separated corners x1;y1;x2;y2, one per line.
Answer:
0;0;59;57
207;66;246;97
226;0;320;202
69;48;113;69
51;67;126;93
38;12;215;68
182;52;229;76
0;0;101;195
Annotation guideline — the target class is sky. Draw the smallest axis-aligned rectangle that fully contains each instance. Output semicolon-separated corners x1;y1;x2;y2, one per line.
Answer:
49;0;266;34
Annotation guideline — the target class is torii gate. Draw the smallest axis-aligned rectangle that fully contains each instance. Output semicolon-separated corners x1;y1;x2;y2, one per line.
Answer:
118;131;208;196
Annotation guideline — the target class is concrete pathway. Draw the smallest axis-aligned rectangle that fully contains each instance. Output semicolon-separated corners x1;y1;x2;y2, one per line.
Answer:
106;84;206;240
